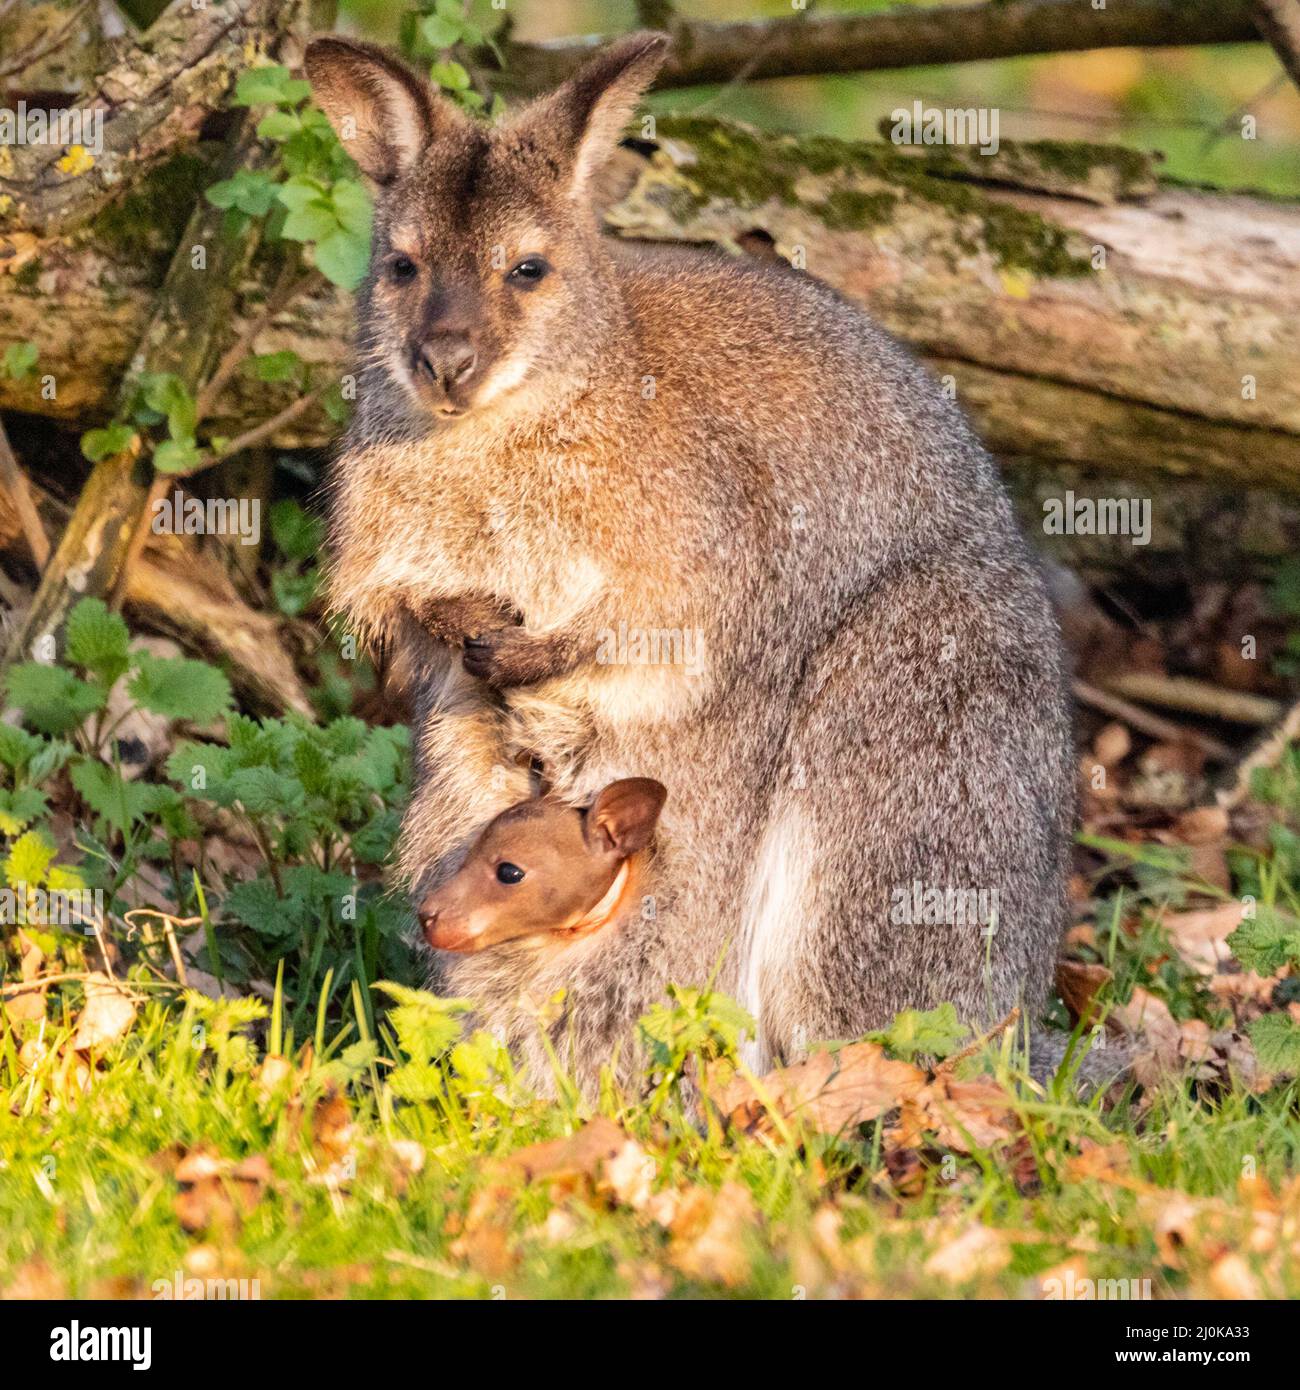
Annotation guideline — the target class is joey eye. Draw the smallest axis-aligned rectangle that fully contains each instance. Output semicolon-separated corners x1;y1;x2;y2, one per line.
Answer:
387;255;418;285
507;257;550;287
496;862;525;885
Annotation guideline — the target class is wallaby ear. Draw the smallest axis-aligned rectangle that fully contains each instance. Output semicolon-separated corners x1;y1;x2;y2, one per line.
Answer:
304;37;462;185
523;30;669;200
584;778;667;857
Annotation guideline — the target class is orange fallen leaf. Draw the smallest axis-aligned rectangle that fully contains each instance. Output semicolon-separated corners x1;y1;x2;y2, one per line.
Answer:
668;1182;757;1288
707;1041;926;1138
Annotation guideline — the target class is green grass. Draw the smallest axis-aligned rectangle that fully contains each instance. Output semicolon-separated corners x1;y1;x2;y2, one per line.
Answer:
4;981;1298;1300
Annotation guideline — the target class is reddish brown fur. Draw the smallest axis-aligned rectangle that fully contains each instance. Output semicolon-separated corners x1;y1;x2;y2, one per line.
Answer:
306;33;1078;1094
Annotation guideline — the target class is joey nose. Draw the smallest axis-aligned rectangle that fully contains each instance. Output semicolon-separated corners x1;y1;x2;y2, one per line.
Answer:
415;336;478;392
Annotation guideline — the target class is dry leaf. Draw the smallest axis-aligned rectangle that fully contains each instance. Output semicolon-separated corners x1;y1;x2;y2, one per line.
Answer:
1057;959;1112;1027
1173;805;1229;845
1092;722;1131;768
668;1182;757;1288
923;1224;1010;1283
1161;902;1244;975
1207;1253;1261;1299
72;973;136;1052
600;1137;657;1212
501;1116;627;1185
707;1041;926;1138
1109;987;1184;1083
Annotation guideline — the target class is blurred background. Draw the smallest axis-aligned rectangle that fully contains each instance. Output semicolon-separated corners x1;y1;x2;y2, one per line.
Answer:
336;0;1300;195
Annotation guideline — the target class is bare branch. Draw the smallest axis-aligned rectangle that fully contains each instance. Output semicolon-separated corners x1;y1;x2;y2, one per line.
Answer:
492;0;1260;95
1250;0;1300;90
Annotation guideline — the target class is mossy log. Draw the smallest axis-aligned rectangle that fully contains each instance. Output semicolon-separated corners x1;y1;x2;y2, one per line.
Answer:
0;0;291;235
2;120;1298;498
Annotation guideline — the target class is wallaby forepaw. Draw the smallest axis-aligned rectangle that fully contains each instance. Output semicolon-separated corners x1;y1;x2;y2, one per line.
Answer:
462;628;559;687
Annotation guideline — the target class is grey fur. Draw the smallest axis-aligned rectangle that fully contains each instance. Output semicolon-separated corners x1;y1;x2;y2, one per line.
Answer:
307;34;1077;1093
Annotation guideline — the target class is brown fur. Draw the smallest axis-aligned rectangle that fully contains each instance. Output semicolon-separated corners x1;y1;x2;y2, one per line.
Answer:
306;33;1076;1089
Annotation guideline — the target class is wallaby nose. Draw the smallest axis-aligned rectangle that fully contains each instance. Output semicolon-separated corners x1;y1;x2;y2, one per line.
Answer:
415;336;477;392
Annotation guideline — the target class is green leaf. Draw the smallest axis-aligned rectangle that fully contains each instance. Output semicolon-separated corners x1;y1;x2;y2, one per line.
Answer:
223;877;303;940
5;828;56;889
233;65;310;108
373;982;471;1064
313;228;369;290
256;110;302;142
141;373;198;441
0;787;50;835
65;598;130;686
2;341;38;380
5;663;105;735
242;350;302;384
270;500;323;561
870;1003;969;1063
153;437;203;473
429;60;471;91
420;14;461;48
205;168;279;217
80;422;135;462
1247;1012;1300;1074
128;653;232;724
27;738;72;784
321;381;350;423
271;567;319;617
70;759;164;833
224;765;305;816
0;723;44;771
330;179;372;241
279;198;339;245
1228;908;1300;977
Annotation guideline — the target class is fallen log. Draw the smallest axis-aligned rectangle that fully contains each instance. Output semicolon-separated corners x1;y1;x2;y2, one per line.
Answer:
4;123;1296;496
1;115;266;672
0;0;291;235
0;469;313;715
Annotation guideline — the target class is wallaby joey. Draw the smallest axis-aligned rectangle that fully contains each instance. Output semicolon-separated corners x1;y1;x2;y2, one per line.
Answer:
305;31;1077;1085
418;779;666;954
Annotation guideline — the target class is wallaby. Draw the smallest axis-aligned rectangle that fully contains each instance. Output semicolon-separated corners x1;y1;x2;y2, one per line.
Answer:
305;31;1078;1085
417;778;666;954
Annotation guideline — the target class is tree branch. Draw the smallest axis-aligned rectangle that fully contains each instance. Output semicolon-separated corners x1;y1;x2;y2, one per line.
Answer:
491;0;1260;95
1250;0;1300;90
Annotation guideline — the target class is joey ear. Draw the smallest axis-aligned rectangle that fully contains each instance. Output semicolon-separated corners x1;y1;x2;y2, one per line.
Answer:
304;37;463;184
524;30;670;200
584;778;667;857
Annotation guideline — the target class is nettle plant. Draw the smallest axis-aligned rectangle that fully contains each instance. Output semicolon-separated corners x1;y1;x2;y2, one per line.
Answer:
1;599;414;1018
1227;747;1300;1072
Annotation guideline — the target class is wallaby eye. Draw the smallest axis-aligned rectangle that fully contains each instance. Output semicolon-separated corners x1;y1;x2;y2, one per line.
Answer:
507;257;550;287
496;862;525;885
387;255;418;285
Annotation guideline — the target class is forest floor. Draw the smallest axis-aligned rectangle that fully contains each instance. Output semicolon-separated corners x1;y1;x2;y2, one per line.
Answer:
1;592;1299;1298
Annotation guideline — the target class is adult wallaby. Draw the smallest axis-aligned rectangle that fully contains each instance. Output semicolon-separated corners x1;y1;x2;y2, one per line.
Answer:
305;31;1077;1085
